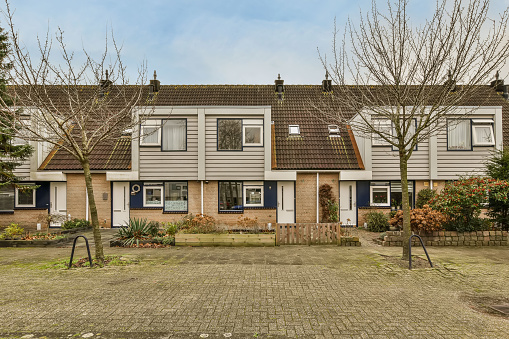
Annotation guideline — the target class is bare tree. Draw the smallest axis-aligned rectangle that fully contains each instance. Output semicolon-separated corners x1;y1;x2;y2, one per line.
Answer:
318;0;509;257
0;2;155;263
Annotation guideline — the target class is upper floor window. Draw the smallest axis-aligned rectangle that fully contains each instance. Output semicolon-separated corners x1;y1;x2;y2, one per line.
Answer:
447;119;471;150
371;120;391;146
472;119;495;146
218;119;242;151
140;121;161;146
243;120;263;147
15;184;36;208
162;119;186;151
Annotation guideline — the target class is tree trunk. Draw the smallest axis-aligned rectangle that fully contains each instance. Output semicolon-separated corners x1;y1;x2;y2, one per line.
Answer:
399;154;411;258
81;158;104;264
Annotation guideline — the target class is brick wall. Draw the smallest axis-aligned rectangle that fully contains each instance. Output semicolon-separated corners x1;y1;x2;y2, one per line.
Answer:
296;173;317;223
67;174;111;228
382;230;508;246
357;207;391;227
0;209;48;231
130;181;276;228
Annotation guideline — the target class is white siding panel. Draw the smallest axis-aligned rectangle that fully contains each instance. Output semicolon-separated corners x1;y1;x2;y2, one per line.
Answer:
205;115;265;180
372;140;430;180
12;160;30;180
139;115;199;180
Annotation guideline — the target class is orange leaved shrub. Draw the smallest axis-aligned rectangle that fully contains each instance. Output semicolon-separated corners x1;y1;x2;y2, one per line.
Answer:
389;205;446;233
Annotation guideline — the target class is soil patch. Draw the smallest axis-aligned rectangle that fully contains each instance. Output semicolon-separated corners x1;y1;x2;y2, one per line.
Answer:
461;294;509;319
379;254;434;269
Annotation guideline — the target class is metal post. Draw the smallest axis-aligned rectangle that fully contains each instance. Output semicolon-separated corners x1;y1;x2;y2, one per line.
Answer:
409;234;433;269
69;235;93;268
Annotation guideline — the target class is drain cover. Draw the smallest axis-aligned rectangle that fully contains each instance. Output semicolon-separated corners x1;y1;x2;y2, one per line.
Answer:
489;304;509;315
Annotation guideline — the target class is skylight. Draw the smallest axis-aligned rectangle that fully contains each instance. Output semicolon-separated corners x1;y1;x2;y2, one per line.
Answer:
328;124;340;135
289;125;300;135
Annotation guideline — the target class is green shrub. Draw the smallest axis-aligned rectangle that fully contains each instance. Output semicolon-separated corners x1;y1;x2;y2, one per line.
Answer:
147;221;161;236
163;222;181;236
365;211;390;232
416;188;437;208
61;218;91;230
443;218;491;232
0;223;25;239
115;218;159;246
328;201;339;222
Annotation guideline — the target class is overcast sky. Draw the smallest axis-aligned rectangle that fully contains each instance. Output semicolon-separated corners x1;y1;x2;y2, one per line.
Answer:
4;0;509;85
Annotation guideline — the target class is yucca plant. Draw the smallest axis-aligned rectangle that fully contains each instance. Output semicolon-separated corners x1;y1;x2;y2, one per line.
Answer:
115;218;159;246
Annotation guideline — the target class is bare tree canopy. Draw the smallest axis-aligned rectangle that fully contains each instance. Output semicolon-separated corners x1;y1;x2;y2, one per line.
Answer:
0;1;155;263
317;0;509;257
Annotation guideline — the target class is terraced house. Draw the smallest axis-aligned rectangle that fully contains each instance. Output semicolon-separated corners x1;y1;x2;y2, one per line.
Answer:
1;74;508;229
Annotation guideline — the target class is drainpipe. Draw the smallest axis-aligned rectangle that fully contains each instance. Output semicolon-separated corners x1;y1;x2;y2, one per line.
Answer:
201;181;204;215
85;187;89;221
316;173;319;223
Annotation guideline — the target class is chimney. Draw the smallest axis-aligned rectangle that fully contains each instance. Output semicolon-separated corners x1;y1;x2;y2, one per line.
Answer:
149;70;160;94
275;73;284;100
322;71;332;92
99;70;112;97
444;70;456;92
503;85;509;100
490;71;505;92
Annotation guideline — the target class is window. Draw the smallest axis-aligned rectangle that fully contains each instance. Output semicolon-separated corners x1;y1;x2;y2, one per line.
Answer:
447;119;471;150
243;185;263;207
143;184;163;207
218;119;242;150
162;119;186;151
472;119;495;146
15;184;36;207
0;185;14;212
164;182;188;212
219;181;243;211
243;120;263;146
371;120;391;146
140;121;161;146
392;119;417;151
289;125;300;135
328;124;340;136
390;181;414;209
370;182;390;206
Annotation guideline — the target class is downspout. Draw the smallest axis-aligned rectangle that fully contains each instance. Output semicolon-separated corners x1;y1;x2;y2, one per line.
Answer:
201;181;204;215
316;173;319;223
85;187;89;221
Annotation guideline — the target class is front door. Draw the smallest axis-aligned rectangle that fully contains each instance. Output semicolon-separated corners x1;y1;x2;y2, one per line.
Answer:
50;182;67;227
277;181;295;223
339;181;356;226
112;182;130;227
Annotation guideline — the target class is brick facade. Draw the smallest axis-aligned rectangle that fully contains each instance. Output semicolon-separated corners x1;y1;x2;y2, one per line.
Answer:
66;174;112;228
130;181;276;228
295;173;339;223
0;209;48;231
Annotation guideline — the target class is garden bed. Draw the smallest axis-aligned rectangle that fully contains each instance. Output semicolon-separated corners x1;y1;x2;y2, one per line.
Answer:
175;233;276;247
0;236;67;247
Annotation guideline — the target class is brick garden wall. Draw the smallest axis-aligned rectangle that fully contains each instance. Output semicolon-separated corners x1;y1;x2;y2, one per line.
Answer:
382;230;508;246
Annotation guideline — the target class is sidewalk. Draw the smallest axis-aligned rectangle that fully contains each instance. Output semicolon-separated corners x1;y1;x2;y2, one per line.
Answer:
0;229;508;338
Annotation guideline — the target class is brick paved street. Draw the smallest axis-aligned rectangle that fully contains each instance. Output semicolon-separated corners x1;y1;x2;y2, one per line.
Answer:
0;229;508;338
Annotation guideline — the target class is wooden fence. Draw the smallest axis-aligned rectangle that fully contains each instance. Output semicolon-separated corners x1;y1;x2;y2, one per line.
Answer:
276;223;341;245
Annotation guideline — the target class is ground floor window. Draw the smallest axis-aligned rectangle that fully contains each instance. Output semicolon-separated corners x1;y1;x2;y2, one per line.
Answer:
370;182;390;206
0;184;14;212
243;185;263;207
143;184;163;207
390;181;414;209
164;182;188;212
219;181;243;211
15;184;36;207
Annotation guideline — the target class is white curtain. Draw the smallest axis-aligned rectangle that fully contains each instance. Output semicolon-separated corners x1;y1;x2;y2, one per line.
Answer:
163;120;186;150
448;120;471;150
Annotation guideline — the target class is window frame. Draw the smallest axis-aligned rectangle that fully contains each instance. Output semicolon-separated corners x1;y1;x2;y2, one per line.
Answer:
243;120;263;147
162;118;187;151
0;185;15;212
370;183;390;207
243;185;264;207
391;119;418;151
218;181;243;212
288;125;300;136
164;181;188;212
140;121;161;147
15;184;36;208
143;184;164;207
471;119;495;147
217;118;243;151
447;118;472;151
371;119;392;146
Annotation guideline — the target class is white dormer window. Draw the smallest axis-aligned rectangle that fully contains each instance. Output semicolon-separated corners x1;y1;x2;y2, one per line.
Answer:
472;119;495;146
328;124;340;136
140;120;161;146
289;125;300;135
